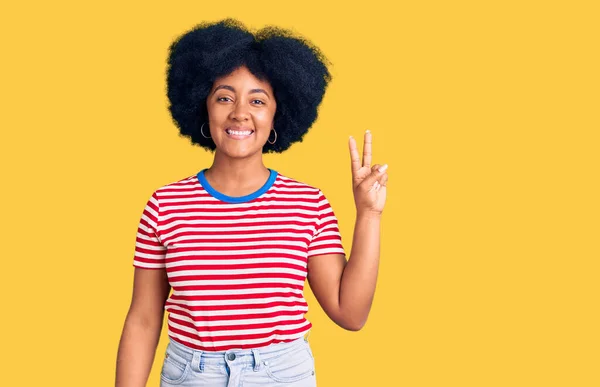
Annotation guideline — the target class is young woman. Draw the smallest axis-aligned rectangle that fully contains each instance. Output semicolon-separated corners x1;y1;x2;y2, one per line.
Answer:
116;19;389;387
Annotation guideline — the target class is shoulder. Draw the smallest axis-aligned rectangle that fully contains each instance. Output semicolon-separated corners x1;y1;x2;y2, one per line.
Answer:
274;171;322;196
151;173;200;199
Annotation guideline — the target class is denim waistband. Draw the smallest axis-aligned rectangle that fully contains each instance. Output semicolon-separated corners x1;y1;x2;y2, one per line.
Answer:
165;334;311;372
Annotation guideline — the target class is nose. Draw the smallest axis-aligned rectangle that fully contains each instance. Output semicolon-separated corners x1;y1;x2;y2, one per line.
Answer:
230;100;250;121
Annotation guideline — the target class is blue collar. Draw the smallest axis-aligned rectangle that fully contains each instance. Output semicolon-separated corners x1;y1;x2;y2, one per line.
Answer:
197;169;278;203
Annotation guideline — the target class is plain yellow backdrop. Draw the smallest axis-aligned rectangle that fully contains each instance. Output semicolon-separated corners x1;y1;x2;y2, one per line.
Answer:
1;1;599;386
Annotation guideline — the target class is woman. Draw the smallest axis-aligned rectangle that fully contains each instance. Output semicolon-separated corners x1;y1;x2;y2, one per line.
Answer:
116;19;388;387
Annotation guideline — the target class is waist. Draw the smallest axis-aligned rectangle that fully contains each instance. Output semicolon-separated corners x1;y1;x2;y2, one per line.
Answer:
165;309;312;350
167;334;311;366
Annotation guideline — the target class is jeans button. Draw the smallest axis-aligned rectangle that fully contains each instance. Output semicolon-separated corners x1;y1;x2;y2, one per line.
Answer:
227;353;236;361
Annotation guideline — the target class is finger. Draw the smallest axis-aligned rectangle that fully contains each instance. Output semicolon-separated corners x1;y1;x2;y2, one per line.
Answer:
362;163;388;189
349;136;361;176
366;164;381;192
363;130;372;169
379;173;389;187
368;181;380;193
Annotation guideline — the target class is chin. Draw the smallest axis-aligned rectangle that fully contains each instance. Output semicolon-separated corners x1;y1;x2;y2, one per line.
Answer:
218;145;261;159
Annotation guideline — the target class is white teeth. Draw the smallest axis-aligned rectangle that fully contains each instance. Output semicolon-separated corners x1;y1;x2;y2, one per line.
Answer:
227;129;253;136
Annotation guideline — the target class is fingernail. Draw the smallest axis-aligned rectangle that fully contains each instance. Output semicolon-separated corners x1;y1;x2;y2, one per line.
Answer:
378;164;388;173
365;129;371;134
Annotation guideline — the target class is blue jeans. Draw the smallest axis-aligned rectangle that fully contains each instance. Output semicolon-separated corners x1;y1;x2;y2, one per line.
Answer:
159;336;317;387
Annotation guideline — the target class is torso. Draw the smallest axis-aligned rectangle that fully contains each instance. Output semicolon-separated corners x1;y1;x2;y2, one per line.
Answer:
134;169;344;351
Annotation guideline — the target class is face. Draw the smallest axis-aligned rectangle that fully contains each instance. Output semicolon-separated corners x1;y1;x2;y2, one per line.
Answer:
206;66;277;159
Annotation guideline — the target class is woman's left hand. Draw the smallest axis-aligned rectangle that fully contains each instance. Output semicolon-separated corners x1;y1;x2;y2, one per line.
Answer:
349;130;388;216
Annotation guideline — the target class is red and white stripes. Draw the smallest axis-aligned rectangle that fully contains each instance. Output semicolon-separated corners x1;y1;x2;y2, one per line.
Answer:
133;172;345;351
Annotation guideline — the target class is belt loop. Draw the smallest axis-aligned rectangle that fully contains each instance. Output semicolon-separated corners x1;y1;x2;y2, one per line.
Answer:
191;350;204;373
251;349;261;372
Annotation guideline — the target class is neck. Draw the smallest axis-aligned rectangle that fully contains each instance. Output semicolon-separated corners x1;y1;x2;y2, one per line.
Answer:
204;150;270;194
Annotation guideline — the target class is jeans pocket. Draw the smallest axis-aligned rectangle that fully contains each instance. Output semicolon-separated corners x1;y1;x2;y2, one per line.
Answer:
264;347;315;383
160;349;191;385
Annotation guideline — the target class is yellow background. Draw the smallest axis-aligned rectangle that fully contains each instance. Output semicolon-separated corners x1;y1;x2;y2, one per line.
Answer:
1;1;598;386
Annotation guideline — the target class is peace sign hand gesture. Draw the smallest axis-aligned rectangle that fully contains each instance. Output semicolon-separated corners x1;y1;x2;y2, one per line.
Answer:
349;130;388;216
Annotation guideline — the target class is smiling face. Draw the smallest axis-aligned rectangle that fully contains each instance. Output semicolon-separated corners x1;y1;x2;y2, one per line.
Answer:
206;66;277;159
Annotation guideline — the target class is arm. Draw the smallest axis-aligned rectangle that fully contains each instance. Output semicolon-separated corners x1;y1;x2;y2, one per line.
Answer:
308;213;381;331
115;268;171;387
307;130;388;331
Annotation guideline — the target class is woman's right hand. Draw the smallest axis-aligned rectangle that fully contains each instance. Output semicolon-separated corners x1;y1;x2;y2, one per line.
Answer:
115;268;171;387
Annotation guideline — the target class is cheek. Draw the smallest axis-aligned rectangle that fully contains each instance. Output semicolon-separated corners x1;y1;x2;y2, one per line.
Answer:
207;104;228;121
255;108;271;120
256;106;276;126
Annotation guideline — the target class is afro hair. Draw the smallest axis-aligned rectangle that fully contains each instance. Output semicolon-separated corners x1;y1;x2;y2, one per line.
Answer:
166;18;332;153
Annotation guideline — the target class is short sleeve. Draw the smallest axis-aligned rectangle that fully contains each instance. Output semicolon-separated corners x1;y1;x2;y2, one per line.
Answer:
132;191;167;269
307;190;346;257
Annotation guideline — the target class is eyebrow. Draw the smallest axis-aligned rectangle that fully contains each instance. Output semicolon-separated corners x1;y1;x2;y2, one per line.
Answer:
212;85;270;98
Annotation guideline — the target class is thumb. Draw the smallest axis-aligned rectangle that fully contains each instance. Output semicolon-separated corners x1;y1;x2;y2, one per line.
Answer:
362;164;388;189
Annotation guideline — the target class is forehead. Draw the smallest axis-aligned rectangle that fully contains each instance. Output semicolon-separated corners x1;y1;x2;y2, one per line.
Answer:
212;66;273;91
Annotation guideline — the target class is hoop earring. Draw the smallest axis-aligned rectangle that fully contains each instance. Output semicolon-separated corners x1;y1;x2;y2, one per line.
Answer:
267;128;277;145
200;122;211;139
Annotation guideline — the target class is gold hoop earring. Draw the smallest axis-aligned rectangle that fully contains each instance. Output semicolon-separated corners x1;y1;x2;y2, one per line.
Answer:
267;128;277;145
200;122;211;139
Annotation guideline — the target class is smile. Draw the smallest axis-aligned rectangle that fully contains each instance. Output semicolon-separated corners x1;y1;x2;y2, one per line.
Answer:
225;128;254;139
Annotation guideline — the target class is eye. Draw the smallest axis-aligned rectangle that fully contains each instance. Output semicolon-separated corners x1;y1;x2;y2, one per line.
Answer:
252;100;265;105
217;97;232;102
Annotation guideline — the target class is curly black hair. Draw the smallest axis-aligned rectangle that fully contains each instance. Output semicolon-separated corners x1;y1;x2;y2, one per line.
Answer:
166;18;332;153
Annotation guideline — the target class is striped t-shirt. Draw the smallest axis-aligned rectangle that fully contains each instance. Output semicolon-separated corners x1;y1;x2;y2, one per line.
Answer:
132;169;345;351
